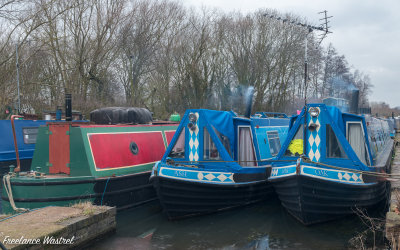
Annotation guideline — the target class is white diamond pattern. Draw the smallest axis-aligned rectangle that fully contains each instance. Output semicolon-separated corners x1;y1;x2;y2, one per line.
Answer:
338;172;343;180
205;173;215;180
198;172;204;180
343;173;351;181
352;174;359;181
194;152;199;161
314;149;321;161
308;150;315;161
194;138;199;149
217;174;228;182
189;151;194;161
314;134;321;146
189;138;194;149
308;135;315;145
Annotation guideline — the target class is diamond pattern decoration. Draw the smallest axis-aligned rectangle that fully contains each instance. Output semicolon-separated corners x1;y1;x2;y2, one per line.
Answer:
314;134;321;146
308;135;315;145
188;112;200;162
198;172;204;180
307;107;321;162
308;150;315;161
217;174;228;182
337;171;362;183
343;173;351;181
189;151;194;161
189;138;194;149
205;173;216;180
314;149;321;161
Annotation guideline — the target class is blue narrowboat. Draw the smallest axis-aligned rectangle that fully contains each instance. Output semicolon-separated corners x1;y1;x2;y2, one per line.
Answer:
269;103;394;225
0;119;48;176
150;109;289;219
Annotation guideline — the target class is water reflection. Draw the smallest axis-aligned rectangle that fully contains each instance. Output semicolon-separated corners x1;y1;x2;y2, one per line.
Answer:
89;198;372;250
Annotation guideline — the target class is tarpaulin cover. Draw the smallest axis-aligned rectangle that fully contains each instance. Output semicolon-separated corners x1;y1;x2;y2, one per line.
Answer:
326;105;345;134
201;110;235;151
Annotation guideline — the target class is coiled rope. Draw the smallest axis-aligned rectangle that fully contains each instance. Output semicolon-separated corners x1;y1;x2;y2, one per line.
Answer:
2;174;28;213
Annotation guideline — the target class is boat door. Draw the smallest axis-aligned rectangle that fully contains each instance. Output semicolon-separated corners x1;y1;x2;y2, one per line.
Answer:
238;126;257;166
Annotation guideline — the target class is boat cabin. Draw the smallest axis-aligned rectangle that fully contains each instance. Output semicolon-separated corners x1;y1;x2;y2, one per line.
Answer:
164;109;289;169
277;103;392;171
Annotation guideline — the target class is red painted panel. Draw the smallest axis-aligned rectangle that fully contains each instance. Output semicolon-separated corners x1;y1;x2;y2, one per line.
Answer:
165;131;175;145
49;124;70;174
89;132;166;169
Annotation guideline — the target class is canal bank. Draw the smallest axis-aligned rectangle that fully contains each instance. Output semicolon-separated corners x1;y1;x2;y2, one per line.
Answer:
386;136;400;248
0;204;116;249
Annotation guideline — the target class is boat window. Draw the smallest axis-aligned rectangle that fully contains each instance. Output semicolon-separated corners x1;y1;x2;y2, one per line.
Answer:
22;127;39;144
212;126;232;158
326;124;347;158
204;127;222;160
267;131;281;156
347;123;370;165
239;127;257;166
285;124;303;156
168;128;185;158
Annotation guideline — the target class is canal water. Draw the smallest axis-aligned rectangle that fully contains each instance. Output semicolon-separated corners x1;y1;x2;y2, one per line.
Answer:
88;198;387;250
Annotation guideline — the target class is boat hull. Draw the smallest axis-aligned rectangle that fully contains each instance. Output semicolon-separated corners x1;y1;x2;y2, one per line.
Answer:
151;175;275;220
270;174;388;225
1;171;155;214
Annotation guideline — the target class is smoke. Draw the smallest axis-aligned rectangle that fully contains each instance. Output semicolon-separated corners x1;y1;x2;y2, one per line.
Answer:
328;76;359;97
325;76;360;113
229;85;255;116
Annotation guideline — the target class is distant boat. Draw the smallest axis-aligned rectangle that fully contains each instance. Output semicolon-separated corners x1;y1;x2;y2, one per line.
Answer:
1;107;178;214
150;109;289;219
269;103;393;225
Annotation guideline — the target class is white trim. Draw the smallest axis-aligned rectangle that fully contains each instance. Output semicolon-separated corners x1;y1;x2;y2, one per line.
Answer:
301;165;365;184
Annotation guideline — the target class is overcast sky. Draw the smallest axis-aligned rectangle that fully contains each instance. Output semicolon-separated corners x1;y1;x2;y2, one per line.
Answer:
182;0;400;108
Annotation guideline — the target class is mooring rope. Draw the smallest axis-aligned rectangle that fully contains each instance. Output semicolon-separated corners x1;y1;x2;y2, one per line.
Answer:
2;174;28;213
100;177;111;206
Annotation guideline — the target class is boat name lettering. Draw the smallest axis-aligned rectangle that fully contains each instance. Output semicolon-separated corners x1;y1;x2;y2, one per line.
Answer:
315;169;328;177
175;170;187;177
282;168;290;174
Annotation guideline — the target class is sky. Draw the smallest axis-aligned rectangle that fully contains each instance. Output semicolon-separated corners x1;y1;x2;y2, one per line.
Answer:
182;0;400;108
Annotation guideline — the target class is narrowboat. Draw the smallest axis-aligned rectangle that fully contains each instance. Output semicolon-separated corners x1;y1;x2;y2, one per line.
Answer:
0;119;48;176
1;107;177;214
150;109;289;219
269;103;394;225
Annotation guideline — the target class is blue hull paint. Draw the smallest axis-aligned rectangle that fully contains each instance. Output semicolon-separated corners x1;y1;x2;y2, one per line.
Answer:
270;164;388;225
151;109;289;219
270;103;393;225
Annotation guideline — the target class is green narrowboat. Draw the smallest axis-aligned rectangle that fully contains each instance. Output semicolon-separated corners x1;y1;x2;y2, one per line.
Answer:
2;117;177;214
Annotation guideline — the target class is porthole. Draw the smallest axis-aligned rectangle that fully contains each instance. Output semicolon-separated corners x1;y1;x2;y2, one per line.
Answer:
130;141;139;155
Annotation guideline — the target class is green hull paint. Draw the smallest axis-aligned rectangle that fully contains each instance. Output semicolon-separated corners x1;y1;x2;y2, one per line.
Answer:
2;123;177;214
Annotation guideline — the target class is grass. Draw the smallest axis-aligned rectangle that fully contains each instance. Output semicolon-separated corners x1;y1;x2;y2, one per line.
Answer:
71;201;107;216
